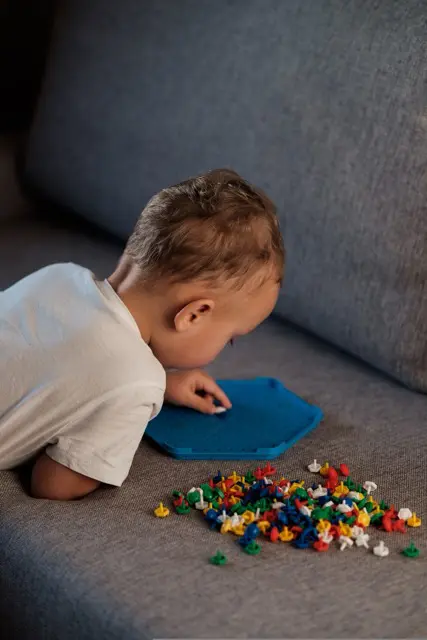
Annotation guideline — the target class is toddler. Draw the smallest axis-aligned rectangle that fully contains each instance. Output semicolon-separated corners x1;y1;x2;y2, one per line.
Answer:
0;169;284;500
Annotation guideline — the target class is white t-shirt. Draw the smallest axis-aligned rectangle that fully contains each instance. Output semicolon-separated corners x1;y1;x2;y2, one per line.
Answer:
0;263;165;486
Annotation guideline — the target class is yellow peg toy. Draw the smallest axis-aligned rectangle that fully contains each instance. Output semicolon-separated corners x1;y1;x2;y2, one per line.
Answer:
154;502;170;518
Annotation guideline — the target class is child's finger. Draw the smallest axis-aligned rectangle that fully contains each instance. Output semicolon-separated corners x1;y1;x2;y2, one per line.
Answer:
197;376;232;409
187;392;216;415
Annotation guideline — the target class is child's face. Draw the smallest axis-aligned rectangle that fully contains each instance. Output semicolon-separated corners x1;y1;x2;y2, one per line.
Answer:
150;276;280;369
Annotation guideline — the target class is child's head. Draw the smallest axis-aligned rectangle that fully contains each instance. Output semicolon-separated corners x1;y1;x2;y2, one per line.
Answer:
114;169;284;369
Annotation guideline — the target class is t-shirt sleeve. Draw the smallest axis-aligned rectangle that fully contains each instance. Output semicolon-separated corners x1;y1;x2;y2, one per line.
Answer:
45;383;164;487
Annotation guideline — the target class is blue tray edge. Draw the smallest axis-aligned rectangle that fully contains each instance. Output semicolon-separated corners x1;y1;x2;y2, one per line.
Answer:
147;406;324;461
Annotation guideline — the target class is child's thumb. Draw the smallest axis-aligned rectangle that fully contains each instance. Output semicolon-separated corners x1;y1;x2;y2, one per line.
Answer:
188;393;216;415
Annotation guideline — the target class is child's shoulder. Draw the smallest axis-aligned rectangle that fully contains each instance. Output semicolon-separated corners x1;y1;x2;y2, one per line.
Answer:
5;263;92;300
5;263;165;388
5;263;105;330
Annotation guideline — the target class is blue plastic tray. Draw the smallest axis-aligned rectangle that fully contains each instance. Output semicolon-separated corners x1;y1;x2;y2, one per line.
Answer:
145;377;323;460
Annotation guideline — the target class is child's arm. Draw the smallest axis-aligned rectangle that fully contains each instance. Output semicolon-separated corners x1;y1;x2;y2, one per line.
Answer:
31;453;100;500
29;373;227;500
30;382;164;500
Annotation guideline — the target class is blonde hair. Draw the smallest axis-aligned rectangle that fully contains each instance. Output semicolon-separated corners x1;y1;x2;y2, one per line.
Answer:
125;169;284;289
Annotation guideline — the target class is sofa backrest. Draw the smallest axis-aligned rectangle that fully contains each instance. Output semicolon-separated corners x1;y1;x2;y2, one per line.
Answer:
25;0;427;391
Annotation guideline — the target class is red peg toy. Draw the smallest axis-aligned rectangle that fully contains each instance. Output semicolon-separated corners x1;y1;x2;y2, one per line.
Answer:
325;478;338;491
325;466;339;491
313;539;329;552
327;467;339;482
291;525;303;535
381;516;393;532
269;526;280;543
339;463;350;477
392;519;406;533
329;525;341;539
262;462;276;477
263;510;277;523
384;505;398;519
254;467;264;480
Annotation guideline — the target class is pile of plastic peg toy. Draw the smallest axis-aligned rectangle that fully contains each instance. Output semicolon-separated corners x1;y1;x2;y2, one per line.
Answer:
154;461;421;561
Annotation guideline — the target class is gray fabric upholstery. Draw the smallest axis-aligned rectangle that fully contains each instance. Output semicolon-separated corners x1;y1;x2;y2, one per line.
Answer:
25;0;427;390
1;219;426;638
0;214;121;290
0;300;426;638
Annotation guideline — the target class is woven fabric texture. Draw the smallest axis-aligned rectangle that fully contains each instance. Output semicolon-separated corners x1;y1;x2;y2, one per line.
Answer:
0;219;426;637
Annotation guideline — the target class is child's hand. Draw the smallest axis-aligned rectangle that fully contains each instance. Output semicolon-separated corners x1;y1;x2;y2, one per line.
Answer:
165;370;232;415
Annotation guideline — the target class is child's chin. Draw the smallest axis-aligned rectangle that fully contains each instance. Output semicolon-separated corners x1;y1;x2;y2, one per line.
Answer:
173;358;212;370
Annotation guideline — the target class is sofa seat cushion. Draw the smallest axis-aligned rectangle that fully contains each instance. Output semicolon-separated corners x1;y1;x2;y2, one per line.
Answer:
1;318;426;639
0;211;121;290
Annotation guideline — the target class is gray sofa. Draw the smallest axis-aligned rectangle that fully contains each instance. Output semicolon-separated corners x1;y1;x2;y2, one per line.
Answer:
1;1;426;638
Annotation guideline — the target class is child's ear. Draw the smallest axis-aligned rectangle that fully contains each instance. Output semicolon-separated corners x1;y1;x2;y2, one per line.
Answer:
174;299;215;332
